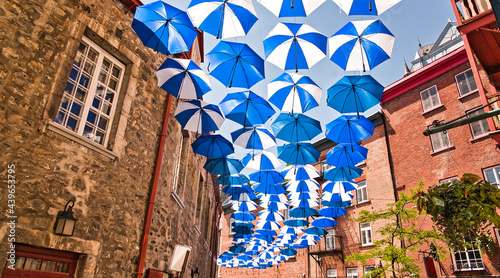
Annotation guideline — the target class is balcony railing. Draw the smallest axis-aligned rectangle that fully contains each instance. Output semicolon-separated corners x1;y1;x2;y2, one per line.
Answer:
308;235;342;254
454;0;492;22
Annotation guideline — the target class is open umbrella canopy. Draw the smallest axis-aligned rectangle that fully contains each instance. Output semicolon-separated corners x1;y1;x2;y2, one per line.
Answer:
204;157;244;176
253;183;287;195
282;164;320;180
288;191;320;200
249;170;285;184
286;179;320;192
260;201;289;211
192;134;234;157
332;0;402;16
325;115;375;144
259;210;285;222
290;198;319;209
175;100;224;134
222;183;252;194
289;207;317;218
132;1;197;55
268;72;322;114
231;126;276;150
257;0;326;17
256;220;281;230
258;193;288;203
327;75;384;114
304;226;327;236
318;206;347;218
326;143;368;168
207;41;265;88
329;19;395;72
272;113;322;143
311;217;337;228
280;226;303;235
229;244;247;254
264;22;327;72
217;174;251;185
232;212;257;221
322;181;357;193
284;217;309;227
220;91;276;127
255;229;278;237
280;247;298;256
277;142;320;165
324;166;363;182
232;225;254;234
187;0;258;39
231;201;258;212
296;236;318;246
241;151;283;171
156;58;211;99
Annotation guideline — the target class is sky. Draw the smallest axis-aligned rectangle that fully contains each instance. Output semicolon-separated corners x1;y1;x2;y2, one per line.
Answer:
142;0;456;151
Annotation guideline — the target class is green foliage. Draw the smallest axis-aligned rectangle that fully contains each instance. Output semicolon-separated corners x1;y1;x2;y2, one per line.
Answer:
346;191;442;278
415;174;500;252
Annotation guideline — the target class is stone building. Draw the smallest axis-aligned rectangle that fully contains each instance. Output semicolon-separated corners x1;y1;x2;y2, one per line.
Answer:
0;0;220;277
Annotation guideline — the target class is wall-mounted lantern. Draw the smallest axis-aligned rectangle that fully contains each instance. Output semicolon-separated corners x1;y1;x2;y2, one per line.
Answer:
54;200;77;236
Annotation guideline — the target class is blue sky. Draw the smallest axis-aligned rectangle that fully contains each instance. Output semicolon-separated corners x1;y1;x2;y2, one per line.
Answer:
141;0;456;146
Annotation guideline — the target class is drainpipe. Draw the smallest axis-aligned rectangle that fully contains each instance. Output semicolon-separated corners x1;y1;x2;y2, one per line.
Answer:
136;93;174;278
210;180;222;278
381;111;398;202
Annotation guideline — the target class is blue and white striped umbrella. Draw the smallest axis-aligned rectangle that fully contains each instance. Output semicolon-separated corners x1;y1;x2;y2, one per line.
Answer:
256;220;281;230
290;198;319;209
324;166;363;182
280;226;303;235
318;206;347;218
257;0;326;17
258;251;275;260
132;1;197;55
174;100;224;134
259;210;285;222
219;91;275;127
268;72;322;114
286;179;320;192
296;235;318;246
260;201;289;211
277;143;320;165
241;151;283;171
322;181;357;193
332;0;402;16
288;191;320;200
329;19;395;72
157;58;211;99
272;113;322;143
187;0;258;39
253;183;287;195
231;126;276;150
231;201;258;212
258;193;288;203
264;22;327;72
326;143;368;168
282;165;320;180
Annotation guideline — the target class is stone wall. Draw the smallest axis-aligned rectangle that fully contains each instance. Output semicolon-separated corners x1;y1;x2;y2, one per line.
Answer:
0;0;218;277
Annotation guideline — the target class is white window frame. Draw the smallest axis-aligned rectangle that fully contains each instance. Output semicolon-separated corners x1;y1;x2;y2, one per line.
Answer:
284;208;290;221
55;36;124;146
420;85;441;112
429;121;451;152
357;180;368;203
363;265;376;277
229;218;236;235
327;269;337;278
453;246;484;271
495;228;500;249
360;222;373;246
172;131;185;192
326;229;335;250
321;160;332;175
347;267;359;278
455;68;478;97
483;165;500;187
439;176;458;184
467;107;491;139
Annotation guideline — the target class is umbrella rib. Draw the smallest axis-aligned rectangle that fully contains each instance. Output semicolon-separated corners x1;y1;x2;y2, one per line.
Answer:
216;2;226;39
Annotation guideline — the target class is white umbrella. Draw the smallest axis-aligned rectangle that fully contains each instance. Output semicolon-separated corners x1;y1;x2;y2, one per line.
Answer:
332;0;402;16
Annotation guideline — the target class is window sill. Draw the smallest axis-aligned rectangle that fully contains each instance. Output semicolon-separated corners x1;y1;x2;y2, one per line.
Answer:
489;129;500;136
360;244;375;248
458;90;479;100
470;133;490;142
430;145;455;156
46;121;118;160
171;192;185;210
422;104;445;116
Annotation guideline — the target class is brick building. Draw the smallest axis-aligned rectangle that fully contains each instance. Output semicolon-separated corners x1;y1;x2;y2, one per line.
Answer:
0;1;221;277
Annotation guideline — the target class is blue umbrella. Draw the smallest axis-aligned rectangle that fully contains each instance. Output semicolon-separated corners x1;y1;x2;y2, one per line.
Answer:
322;181;357;193
259;211;284;222
268;72;322;114
232;212;257;221
280;226;303;235
284;217;309;227
237;254;253;261
132;1;197;55
231;201;258;212
311;217;337;228
329;19;395;72
187;0;258;39
271;113;322;143
222;184;253;194
318;206;347;218
304;227;327;236
156;58;211;99
220;91;275;128
232;226;254;234
204;157;244;176
232;221;255;229
325;115;375;144
255;229;278;237
191;134;234;158
290;243;309;249
231;126;276;150
249;170;285;184
277;143;320;165
324;166;363;182
326;143;368;168
280;248;297;256
207;41;265;88
253;183;287;195
261;201;289;212
229;244;246;254
175;100;224;134
256;221;281;231
327;75;384;115
286;180;320;192
264;22;327;72
282;165;320;181
289;207;316;218
257;0;326;17
332;0;402;16
241;151;283;171
217;174;250;185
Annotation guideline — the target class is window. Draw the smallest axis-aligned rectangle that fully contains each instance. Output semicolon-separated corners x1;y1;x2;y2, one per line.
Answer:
467;107;490;138
484;165;500;186
429;122;451;152
195;174;205;229
327;269;337;278
363;265;376;277
360;222;373;246
172;131;186;194
55;37;124;146
439;176;458;184
456;69;478;96
321;160;332;174
347;267;359;278
420;86;441;112
326;229;335;250
229;218;235;235
453;246;484;271
284;208;290;221
495;228;500;249
357;180;368;203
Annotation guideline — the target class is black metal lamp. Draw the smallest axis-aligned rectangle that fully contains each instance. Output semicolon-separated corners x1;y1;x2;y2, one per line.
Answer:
191;268;199;278
54;200;77;236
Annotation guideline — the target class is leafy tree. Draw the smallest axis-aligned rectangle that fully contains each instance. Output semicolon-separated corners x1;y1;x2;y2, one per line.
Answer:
346;191;442;278
415;173;500;252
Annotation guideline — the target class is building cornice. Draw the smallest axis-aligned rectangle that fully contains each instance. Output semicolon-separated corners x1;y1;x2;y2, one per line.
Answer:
382;46;468;104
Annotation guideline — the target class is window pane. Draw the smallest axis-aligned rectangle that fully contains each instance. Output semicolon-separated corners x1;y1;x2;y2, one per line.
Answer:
92;97;101;110
87;110;97;125
98;117;108;130
421;91;431;110
112;65;121;78
429;87;440;106
70;102;82;116
102;59;111;72
25;257;42;270
41;260;57;272
79;72;90;88
83;124;94;140
87;48;98;62
95;130;105;144
66;116;78;131
69;67;79;81
64;81;75;96
15;257;26;269
75;87;87;102
456;73;469;95
466;70;477;91
56;262;70;273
